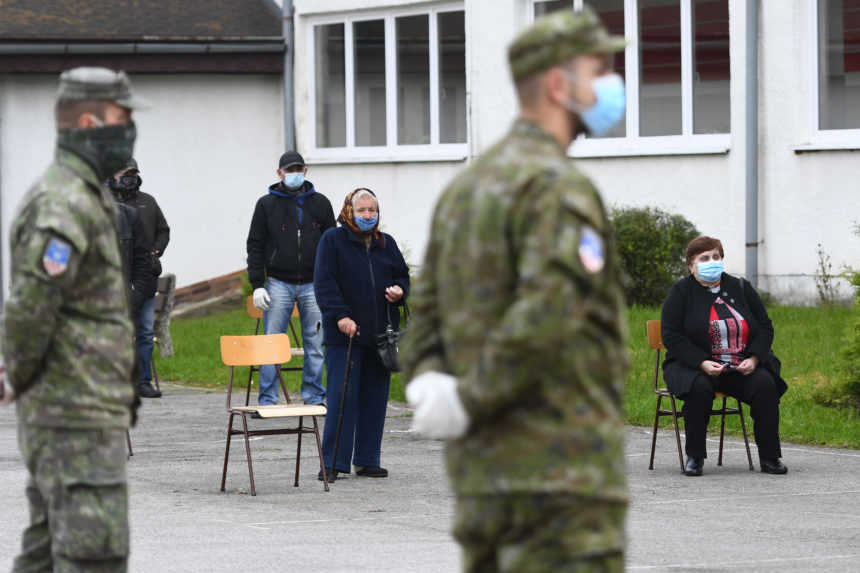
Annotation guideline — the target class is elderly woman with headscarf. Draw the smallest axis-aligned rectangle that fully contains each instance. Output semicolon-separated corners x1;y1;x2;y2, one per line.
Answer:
313;187;410;482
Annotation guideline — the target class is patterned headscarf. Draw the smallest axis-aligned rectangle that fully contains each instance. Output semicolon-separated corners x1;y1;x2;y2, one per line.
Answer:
338;187;385;247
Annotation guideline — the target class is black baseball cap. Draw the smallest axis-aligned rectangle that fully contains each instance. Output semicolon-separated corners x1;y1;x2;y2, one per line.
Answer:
279;151;305;170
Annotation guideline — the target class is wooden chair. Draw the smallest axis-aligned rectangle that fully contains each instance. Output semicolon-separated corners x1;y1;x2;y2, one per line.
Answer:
646;320;754;472
219;334;329;496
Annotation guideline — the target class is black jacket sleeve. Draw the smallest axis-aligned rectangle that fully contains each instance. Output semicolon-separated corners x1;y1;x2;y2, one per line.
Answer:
246;198;269;290
151;201;170;255
661;280;711;370
131;212;156;310
320;196;337;234
388;236;411;306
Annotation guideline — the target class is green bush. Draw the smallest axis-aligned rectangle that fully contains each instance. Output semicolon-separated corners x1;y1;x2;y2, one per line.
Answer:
611;206;699;306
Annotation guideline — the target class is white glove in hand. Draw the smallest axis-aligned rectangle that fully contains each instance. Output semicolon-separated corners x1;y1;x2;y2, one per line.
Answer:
406;371;469;439
252;287;271;311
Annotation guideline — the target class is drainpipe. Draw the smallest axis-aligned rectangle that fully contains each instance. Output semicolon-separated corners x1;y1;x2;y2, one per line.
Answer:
745;0;759;287
283;0;296;151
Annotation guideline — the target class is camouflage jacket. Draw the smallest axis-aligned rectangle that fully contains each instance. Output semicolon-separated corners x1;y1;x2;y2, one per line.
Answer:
402;119;630;500
3;148;135;429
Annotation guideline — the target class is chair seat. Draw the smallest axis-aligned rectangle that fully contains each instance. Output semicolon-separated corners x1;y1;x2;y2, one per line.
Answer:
231;404;326;418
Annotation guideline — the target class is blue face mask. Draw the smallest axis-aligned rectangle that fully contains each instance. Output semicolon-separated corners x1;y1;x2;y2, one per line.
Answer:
696;260;724;282
282;172;305;190
356;215;378;232
564;73;626;137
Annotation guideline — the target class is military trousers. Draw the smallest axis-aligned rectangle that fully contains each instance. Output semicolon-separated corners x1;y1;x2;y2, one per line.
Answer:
453;493;626;573
14;423;129;573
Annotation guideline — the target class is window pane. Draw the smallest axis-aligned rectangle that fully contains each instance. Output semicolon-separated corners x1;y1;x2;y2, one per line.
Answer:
534;0;574;19
819;0;860;130
315;24;346;147
439;11;467;143
397;15;430;145
588;1;626;137
693;0;730;133
354;20;387;146
639;0;682;136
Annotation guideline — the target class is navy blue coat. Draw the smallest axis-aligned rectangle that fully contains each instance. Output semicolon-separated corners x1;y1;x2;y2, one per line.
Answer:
314;226;410;348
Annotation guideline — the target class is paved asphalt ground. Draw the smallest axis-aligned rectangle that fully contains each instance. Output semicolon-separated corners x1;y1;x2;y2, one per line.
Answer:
1;384;859;572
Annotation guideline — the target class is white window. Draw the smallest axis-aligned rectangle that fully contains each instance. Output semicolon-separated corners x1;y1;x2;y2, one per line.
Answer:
529;0;731;157
308;3;467;163
801;0;860;150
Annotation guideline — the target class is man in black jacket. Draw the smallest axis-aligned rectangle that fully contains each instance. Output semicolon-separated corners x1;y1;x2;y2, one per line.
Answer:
110;159;170;399
246;151;336;406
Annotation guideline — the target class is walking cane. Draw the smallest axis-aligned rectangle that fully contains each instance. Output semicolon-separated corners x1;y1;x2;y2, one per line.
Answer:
328;332;355;482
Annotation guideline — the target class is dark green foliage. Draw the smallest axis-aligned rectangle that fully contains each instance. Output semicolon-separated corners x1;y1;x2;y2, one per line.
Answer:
611;206;700;306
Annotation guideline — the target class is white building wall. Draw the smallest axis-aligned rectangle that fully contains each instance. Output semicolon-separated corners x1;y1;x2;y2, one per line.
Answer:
2;1;856;304
0;73;284;293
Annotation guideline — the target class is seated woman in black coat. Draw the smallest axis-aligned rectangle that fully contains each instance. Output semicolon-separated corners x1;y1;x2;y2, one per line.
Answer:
661;236;788;476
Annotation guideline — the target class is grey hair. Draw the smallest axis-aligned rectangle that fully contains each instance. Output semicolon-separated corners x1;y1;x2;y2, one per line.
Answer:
351;188;379;211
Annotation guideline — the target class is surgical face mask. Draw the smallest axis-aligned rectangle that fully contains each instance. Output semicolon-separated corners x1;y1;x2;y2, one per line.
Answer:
57;120;137;179
282;172;305;190
696;260;724;283
355;215;378;232
562;72;626;137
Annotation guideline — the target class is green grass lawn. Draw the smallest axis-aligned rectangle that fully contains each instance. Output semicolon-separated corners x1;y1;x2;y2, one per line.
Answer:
155;303;859;448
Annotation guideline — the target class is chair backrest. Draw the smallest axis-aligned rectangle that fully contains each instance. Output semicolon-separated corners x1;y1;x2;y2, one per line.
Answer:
221;334;292;366
246;295;263;320
647;320;665;350
245;296;300;320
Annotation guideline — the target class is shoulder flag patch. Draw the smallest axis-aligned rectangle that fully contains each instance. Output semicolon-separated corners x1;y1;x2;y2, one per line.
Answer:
43;238;72;276
578;226;605;274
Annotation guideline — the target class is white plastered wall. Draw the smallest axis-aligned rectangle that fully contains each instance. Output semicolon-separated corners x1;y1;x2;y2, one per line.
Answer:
0;73;285;293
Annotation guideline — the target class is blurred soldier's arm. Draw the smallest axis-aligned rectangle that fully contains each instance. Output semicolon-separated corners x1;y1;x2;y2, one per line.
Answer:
3;198;86;398
457;178;624;421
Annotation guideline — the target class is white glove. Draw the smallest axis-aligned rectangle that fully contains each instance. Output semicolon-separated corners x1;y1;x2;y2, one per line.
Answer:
406;371;470;440
252;287;271;311
0;374;14;406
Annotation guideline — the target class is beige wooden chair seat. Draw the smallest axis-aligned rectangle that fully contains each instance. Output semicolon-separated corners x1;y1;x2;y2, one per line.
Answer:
231;404;326;418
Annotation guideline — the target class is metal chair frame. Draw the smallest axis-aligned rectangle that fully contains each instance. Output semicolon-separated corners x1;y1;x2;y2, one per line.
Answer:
219;334;329;496
646;320;754;472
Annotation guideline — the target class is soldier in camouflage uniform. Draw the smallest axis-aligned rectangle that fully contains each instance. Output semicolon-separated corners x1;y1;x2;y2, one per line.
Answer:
0;67;144;572
402;9;630;572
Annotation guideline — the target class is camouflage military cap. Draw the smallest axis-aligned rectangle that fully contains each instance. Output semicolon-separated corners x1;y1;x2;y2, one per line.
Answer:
57;67;149;109
508;7;626;82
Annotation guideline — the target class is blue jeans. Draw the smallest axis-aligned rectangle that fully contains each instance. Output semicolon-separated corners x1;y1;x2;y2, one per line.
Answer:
258;278;326;405
321;344;390;473
136;296;156;383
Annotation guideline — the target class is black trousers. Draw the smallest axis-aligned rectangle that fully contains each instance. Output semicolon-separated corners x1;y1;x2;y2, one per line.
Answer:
681;368;782;460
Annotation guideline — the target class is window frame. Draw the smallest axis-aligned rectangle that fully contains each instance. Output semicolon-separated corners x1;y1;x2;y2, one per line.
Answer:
797;0;860;151
306;1;468;164
528;0;731;157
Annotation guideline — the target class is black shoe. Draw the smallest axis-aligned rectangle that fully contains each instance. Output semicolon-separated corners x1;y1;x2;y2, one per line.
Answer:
318;467;338;482
684;457;703;476
138;382;161;398
760;458;788;474
355;466;388;478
